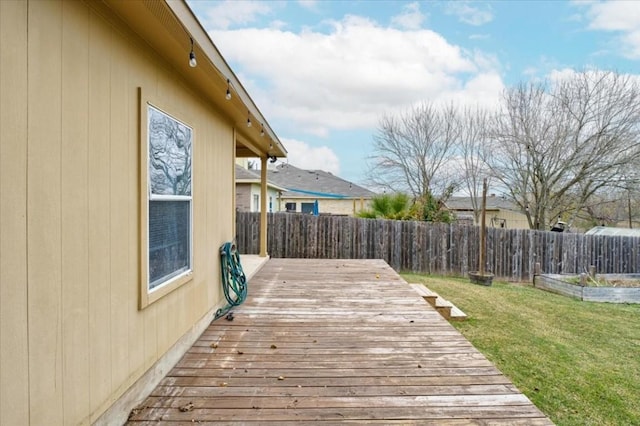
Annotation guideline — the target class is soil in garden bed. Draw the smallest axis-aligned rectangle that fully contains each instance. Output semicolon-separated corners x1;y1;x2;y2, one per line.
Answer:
600;279;640;288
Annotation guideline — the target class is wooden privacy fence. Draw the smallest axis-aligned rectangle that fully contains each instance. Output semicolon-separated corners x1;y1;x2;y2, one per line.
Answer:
236;212;640;281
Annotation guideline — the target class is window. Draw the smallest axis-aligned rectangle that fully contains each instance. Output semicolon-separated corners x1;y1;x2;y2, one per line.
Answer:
269;196;273;212
253;194;260;212
301;202;315;214
491;217;507;229
285;202;296;212
142;103;193;305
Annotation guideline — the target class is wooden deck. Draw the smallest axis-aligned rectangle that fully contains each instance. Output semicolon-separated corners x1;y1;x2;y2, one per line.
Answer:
127;259;552;425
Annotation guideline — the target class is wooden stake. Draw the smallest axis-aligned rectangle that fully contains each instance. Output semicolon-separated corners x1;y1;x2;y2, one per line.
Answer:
479;178;487;276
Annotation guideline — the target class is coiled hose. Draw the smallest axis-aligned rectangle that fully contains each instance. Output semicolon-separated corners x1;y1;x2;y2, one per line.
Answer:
215;241;247;320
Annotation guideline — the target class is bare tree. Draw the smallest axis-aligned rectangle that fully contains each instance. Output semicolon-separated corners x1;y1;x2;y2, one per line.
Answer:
459;106;492;222
485;71;640;230
577;168;640;228
367;102;460;199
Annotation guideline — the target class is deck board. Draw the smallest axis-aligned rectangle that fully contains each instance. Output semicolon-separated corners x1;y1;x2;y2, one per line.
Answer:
127;259;552;424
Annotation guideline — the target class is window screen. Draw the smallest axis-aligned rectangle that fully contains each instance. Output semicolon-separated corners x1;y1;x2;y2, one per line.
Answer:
148;200;191;289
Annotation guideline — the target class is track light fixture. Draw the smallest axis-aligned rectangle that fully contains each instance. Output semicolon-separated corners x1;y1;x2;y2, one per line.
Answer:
189;38;197;67
225;79;231;100
246;111;252;128
260;123;265;137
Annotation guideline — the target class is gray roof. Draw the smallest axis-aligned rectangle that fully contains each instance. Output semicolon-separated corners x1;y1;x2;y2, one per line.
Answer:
446;195;522;212
235;165;261;181
267;163;376;199
235;165;286;191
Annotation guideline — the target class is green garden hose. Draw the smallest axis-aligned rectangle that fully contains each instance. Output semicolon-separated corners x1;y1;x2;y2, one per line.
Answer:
215;241;247;319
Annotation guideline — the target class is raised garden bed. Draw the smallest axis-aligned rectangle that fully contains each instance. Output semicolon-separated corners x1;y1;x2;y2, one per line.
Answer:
534;274;640;304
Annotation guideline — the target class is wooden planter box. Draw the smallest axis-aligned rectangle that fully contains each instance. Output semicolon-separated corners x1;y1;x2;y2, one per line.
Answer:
534;274;640;304
469;272;494;286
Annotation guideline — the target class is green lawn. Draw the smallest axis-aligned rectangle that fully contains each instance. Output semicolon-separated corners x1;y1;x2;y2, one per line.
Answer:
401;273;640;426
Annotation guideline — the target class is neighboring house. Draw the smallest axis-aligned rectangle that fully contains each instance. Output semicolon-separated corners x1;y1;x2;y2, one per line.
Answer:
0;1;285;425
447;195;530;229
585;226;640;237
235;165;285;212
267;163;376;216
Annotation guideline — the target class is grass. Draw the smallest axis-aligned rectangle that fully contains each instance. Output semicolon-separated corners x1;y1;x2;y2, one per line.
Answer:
401;273;640;426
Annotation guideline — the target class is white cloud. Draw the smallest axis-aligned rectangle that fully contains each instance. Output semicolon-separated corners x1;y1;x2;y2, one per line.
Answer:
297;0;318;11
279;138;341;174
625;30;640;59
438;72;505;110
202;0;273;30
391;2;426;30
517;55;565;81
547;67;580;83
444;2;493;26
471;49;500;71
584;1;640;31
575;0;640;59
546;67;640;86
269;20;288;31
209;14;500;136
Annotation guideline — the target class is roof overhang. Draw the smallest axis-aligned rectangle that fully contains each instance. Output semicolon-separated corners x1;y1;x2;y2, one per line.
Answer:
236;179;287;192
101;0;287;159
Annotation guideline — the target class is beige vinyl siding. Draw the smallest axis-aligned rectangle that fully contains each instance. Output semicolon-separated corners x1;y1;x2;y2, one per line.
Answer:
0;1;234;424
28;1;64;423
496;210;530;230
280;197;372;216
61;1;91;422
453;208;530;230
0;1;29;425
486;210;530;230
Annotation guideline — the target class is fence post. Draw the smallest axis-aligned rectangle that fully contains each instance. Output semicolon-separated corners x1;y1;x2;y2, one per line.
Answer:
534;262;541;276
580;272;587;286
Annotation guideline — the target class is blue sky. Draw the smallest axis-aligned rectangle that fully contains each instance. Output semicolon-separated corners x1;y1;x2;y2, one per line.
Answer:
187;0;640;186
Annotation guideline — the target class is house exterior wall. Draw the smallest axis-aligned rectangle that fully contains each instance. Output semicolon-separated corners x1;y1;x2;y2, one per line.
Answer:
486;210;530;230
280;197;372;216
454;209;530;230
0;1;234;424
237;183;280;212
253;185;281;212
236;183;252;212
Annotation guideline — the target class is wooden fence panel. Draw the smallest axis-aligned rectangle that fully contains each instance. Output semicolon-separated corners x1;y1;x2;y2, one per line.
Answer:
236;212;640;281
